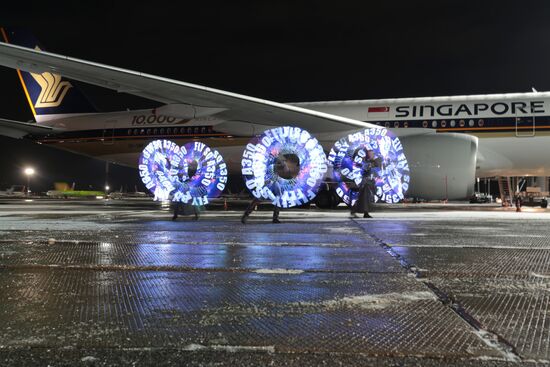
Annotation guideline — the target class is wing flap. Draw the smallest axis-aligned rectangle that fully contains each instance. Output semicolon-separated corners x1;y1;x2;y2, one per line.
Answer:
0;118;57;138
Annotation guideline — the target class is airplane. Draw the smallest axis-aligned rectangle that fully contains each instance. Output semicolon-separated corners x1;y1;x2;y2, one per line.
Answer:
0;28;548;207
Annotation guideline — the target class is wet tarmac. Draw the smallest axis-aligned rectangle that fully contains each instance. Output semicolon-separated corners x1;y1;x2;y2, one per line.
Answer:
1;198;550;366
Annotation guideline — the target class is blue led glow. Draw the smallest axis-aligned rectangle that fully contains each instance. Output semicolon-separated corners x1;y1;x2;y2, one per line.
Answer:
139;140;187;201
139;140;227;205
173;142;228;206
328;128;410;204
242;126;328;208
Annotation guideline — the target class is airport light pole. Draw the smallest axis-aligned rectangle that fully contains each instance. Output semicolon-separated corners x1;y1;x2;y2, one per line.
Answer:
24;167;35;196
105;161;110;194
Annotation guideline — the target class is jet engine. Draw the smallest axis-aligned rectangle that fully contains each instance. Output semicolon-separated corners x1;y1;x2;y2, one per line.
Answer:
399;133;478;200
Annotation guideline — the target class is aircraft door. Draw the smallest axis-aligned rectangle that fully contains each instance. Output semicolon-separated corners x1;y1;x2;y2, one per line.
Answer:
102;120;116;145
515;115;535;137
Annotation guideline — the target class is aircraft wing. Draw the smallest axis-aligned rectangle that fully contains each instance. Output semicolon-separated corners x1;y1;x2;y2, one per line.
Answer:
0;42;377;133
0;117;58;138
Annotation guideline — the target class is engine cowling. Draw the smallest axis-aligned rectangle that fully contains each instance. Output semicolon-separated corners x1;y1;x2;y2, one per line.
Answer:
400;133;478;200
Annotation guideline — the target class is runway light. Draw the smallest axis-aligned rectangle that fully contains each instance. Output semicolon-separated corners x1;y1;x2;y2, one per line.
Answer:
24;167;35;196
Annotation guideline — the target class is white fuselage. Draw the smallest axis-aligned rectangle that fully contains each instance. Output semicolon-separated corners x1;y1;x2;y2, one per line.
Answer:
35;91;550;180
296;92;550;177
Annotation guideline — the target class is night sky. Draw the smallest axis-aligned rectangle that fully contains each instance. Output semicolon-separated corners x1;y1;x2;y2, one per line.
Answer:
1;1;550;191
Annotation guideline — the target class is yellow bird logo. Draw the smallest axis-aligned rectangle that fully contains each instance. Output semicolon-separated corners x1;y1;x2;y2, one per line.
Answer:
30;46;72;108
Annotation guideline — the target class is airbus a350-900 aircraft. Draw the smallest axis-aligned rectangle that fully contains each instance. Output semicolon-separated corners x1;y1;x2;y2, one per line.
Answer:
0;28;548;206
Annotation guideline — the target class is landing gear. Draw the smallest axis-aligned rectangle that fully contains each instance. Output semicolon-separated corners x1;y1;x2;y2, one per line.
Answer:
314;189;341;209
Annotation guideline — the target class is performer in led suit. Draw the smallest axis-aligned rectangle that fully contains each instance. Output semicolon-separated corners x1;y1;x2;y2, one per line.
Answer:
241;154;299;224
171;164;200;221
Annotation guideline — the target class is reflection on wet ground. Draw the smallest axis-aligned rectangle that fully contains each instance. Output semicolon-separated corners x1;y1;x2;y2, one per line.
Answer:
1;199;549;365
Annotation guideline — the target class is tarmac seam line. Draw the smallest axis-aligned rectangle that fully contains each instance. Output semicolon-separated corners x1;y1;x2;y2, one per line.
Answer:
352;219;523;362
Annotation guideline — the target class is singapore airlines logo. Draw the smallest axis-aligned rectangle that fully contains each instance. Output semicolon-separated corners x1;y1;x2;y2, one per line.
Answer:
29;46;72;108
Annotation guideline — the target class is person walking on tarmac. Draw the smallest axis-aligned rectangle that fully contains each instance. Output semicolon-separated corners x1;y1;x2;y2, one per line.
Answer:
172;200;200;221
350;150;378;219
514;192;523;212
241;154;298;224
241;185;281;224
350;176;373;218
171;169;199;221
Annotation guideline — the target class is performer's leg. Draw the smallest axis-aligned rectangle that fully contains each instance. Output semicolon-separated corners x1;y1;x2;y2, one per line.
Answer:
172;202;181;220
272;205;280;223
363;187;372;218
241;199;259;224
350;189;358;217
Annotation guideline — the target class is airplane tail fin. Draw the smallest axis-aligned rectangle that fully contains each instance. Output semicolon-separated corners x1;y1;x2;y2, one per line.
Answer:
0;27;97;122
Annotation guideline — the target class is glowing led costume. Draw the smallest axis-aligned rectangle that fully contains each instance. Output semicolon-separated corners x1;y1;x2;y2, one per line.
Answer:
328;128;410;204
241;126;328;208
139;140;227;205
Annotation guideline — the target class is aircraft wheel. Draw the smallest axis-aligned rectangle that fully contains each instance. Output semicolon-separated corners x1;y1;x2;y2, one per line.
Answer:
314;190;333;209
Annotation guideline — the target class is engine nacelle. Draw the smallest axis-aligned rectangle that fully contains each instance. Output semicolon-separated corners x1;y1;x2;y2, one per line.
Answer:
400;133;478;200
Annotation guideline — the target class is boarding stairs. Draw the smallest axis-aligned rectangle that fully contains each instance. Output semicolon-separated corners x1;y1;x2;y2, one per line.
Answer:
497;176;512;206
